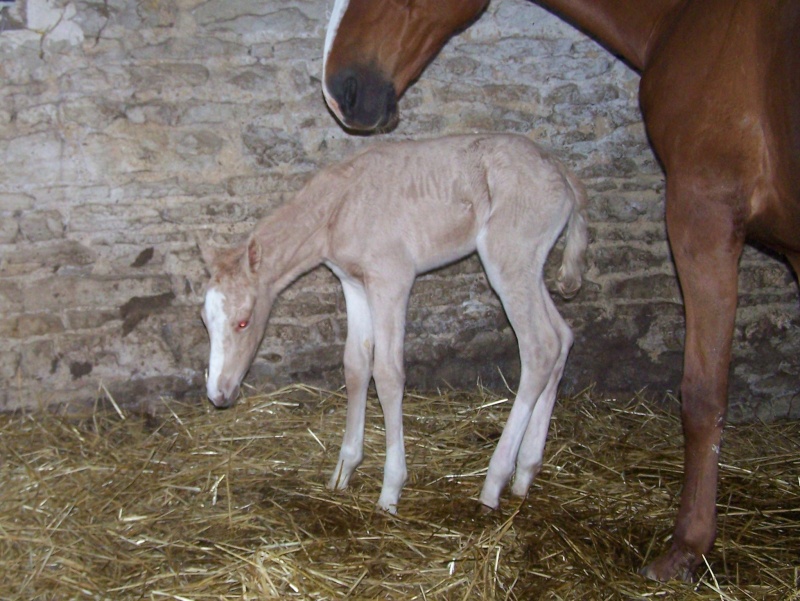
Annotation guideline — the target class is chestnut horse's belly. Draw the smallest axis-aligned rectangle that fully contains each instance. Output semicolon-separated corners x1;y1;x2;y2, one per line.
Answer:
746;189;800;256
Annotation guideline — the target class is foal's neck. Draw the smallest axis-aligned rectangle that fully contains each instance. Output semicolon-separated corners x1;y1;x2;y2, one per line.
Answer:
252;181;335;291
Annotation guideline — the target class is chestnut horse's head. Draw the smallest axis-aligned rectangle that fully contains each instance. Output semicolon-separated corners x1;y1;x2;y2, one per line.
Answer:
323;0;488;132
200;239;273;408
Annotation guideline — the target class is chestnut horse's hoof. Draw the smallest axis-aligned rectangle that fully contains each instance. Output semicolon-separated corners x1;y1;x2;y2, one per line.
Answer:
640;546;698;583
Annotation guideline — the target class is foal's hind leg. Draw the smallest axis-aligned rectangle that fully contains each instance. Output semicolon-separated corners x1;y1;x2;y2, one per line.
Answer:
477;235;563;510
511;296;572;498
329;277;374;491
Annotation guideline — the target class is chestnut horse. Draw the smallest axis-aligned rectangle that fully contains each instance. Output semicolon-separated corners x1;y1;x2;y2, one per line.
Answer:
322;0;800;583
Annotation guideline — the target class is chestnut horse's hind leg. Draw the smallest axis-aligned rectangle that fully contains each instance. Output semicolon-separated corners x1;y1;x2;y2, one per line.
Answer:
642;177;745;582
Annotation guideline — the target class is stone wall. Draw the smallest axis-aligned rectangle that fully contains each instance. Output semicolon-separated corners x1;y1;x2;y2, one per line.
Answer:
0;0;797;420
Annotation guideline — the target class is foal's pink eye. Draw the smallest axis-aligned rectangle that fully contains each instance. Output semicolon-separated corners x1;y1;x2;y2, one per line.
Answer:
237;320;249;330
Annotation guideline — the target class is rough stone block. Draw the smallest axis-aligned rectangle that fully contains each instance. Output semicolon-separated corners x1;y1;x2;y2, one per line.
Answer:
0;240;95;277
130;63;210;91
19;339;59;381
0;219;20;244
0;313;65;338
0;351;20;381
21;274;174;312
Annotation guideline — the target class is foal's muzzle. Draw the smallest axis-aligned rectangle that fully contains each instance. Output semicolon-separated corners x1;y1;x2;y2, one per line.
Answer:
325;64;398;132
207;381;240;409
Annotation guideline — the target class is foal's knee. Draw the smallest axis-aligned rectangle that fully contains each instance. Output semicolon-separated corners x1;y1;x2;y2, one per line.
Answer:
554;324;573;366
561;323;574;352
344;339;371;376
521;326;563;373
373;362;405;399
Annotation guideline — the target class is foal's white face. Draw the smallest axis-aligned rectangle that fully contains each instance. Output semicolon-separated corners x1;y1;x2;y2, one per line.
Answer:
201;240;270;408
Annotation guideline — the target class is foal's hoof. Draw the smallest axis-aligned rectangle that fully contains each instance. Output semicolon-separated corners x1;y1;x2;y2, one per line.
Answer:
478;502;496;515
377;492;400;515
378;501;399;515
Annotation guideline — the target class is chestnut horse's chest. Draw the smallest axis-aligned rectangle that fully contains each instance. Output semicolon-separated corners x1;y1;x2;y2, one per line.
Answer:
639;2;764;163
638;0;800;249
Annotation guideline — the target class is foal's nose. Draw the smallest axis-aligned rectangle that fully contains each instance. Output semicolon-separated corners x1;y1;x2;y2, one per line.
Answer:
325;65;398;131
207;382;239;409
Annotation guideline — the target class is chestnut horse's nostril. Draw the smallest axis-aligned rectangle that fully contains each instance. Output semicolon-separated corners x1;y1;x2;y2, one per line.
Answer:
342;76;358;114
327;65;398;131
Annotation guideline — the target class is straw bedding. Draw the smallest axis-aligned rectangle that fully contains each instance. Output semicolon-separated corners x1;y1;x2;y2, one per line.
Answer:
1;384;798;600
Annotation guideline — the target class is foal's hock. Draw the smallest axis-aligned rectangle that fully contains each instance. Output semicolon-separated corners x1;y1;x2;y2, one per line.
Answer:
201;134;588;513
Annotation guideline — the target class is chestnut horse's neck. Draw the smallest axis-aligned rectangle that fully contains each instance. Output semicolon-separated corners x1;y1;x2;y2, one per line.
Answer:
537;0;686;71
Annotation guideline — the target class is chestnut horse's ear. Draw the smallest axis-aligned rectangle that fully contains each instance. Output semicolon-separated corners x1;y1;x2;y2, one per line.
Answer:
246;237;262;274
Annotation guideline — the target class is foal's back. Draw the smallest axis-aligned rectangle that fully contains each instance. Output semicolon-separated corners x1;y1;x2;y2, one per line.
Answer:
323;134;573;274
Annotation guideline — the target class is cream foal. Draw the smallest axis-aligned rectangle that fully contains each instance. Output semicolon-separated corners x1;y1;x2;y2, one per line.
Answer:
201;134;588;513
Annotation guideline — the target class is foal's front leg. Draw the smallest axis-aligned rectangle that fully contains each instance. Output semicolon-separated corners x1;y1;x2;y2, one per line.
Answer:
328;278;374;491
368;274;413;514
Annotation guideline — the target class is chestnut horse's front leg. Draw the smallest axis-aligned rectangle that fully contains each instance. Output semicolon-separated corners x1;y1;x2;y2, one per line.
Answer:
642;177;745;582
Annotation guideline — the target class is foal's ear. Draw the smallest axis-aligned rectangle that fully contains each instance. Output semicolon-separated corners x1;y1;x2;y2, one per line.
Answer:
198;239;218;268
246;237;262;274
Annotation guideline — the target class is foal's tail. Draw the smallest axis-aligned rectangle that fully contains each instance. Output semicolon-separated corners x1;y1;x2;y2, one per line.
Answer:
555;168;589;299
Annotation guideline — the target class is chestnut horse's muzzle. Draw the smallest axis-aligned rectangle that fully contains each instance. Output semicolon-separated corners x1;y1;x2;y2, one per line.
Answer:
324;64;398;132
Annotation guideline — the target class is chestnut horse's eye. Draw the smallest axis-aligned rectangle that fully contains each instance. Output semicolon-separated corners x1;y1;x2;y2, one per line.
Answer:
237;320;249;330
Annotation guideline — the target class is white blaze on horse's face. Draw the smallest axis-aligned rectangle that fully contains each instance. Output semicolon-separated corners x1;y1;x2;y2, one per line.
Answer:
203;287;229;405
202;282;262;408
322;0;350;120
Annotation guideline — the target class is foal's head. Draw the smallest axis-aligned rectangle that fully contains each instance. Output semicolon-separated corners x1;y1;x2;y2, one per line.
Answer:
201;238;272;408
